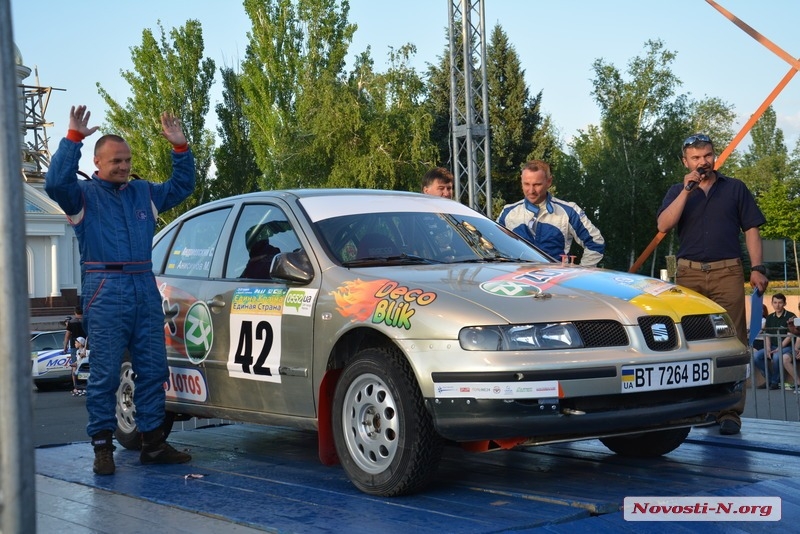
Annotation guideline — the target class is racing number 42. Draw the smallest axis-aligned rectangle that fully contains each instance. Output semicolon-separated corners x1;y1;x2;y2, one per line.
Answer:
234;320;274;375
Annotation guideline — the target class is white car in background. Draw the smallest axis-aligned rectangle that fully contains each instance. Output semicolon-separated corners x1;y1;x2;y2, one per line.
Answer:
31;329;70;391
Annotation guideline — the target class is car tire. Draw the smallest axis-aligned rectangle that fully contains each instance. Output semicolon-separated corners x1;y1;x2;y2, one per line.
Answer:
600;426;691;457
33;380;59;392
332;346;443;497
114;361;175;450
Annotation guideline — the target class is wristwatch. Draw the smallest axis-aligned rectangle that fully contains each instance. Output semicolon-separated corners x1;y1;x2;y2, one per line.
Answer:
751;265;767;275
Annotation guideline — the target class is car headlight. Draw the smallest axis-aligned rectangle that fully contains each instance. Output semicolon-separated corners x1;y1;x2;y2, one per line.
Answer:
459;323;584;351
710;313;736;338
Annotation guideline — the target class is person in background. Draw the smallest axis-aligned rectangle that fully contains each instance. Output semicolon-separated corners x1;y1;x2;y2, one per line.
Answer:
783;301;800;391
656;133;769;435
45;105;195;476
70;336;88;397
422;167;454;199
497;159;605;267
63;305;86;361
752;294;795;390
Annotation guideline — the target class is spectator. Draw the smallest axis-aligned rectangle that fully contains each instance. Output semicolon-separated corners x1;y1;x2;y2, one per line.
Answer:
45;105;194;476
63;305;86;360
784;301;800;391
656;133;769;435
497;159;605;266
422;167;454;199
70;336;88;397
752;294;795;390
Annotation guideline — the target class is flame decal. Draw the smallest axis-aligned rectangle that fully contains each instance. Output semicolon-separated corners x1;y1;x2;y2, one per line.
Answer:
332;279;389;321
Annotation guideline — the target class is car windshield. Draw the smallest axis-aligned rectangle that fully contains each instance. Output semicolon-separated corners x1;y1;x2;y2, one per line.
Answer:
313;210;552;266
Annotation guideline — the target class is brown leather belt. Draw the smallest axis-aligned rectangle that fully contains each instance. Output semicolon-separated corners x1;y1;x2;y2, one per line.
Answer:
677;258;741;272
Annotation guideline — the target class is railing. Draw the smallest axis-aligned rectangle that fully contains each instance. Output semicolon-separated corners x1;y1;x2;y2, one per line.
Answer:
746;331;800;422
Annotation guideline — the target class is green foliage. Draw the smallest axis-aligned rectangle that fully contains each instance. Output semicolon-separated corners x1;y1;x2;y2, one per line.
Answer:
563;40;737;272
98;20;216;227
238;0;434;192
485;24;542;202
210;66;263;199
427;22;556;209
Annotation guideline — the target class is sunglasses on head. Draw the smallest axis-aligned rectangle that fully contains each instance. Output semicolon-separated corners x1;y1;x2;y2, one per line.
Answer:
682;134;711;148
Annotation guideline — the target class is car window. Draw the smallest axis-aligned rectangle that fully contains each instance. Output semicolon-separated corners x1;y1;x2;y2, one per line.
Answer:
225;203;303;280
164;208;231;278
152;225;178;274
315;211;549;265
31;331;64;351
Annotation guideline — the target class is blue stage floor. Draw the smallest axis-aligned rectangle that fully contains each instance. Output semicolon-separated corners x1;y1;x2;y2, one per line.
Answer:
34;418;800;533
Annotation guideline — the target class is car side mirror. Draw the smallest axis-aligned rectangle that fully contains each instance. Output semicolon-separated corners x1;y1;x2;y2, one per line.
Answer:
271;250;314;284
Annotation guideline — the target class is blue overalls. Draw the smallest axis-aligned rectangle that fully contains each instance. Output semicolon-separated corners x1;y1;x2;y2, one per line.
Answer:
45;138;195;437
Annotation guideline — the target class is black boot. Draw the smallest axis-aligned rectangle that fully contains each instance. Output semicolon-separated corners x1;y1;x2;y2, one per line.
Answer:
91;430;116;475
140;428;192;465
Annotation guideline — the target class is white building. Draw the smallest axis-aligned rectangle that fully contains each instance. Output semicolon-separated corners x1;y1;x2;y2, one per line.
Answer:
16;45;80;317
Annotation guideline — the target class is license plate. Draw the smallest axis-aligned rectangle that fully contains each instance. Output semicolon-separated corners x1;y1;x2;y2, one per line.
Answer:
77;372;90;380
621;359;711;392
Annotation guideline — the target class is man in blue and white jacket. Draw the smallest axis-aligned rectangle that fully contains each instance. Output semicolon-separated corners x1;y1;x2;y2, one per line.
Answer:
497;159;605;267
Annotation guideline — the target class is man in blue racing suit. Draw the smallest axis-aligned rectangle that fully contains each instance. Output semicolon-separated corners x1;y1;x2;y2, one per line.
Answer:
46;105;195;475
497;159;605;267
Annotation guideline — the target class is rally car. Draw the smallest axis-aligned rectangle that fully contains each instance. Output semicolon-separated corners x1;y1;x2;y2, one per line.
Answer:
113;189;748;496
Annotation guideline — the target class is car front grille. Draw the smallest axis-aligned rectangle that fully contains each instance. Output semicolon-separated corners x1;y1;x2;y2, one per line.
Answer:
638;315;678;351
574;320;628;348
681;314;717;341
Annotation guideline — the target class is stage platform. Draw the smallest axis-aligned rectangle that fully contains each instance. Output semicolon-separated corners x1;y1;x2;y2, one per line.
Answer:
34;418;800;533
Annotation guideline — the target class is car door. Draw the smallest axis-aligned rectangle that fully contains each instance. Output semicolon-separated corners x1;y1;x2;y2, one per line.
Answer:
155;201;317;419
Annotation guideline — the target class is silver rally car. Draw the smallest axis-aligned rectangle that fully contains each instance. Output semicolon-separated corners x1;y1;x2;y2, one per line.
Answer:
115;189;748;496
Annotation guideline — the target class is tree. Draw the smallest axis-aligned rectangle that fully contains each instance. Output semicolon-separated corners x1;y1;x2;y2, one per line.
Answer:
563;40;736;273
210;66;262;199
485;24;543;204
239;0;435;191
426;22;554;210
98;20;216;226
738;106;792;197
240;0;354;188
737;107;800;283
327;44;437;191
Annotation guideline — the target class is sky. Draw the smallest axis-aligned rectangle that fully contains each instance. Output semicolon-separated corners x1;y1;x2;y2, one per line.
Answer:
10;0;800;176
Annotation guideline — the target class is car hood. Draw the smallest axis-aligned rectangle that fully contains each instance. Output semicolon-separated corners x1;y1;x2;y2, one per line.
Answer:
329;263;723;328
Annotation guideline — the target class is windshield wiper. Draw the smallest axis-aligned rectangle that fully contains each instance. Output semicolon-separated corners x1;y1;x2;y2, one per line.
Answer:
342;253;443;267
458;255;518;263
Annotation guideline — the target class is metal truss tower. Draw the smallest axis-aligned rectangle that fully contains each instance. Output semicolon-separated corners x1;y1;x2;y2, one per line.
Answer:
448;0;491;216
20;71;61;182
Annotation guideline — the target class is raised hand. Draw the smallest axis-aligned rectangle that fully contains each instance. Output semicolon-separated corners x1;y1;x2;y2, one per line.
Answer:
160;112;187;147
68;105;100;138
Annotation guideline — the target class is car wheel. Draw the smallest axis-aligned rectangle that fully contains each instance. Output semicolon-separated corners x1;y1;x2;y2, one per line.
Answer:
33;380;58;392
114;361;175;450
332;346;443;496
600;427;691;457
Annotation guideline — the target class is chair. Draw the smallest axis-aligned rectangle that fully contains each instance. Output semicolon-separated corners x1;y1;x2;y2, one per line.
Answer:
356;233;398;259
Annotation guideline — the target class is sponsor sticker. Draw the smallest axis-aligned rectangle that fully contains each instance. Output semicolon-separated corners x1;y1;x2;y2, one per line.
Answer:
166;367;208;402
283;288;317;316
184;301;214;364
433;380;561;399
